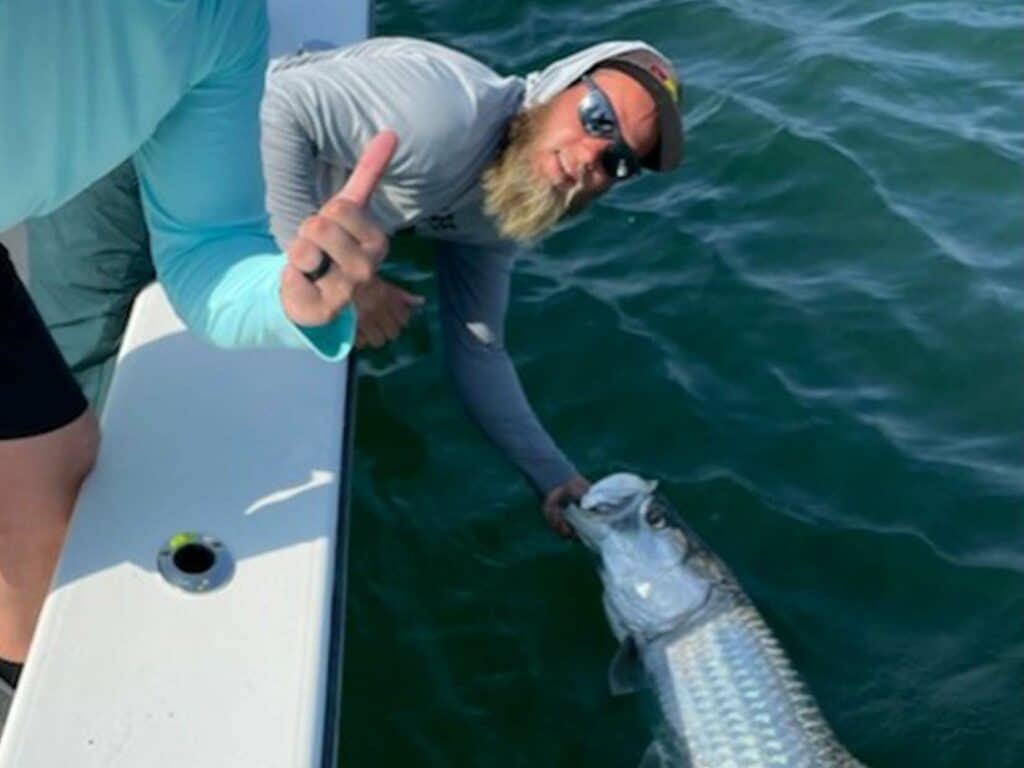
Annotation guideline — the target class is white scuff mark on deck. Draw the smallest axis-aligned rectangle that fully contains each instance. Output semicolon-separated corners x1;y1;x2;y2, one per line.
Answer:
244;470;335;515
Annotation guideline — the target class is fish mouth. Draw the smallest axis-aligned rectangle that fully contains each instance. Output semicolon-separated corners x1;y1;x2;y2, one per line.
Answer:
563;503;616;549
580;501;631;520
580;473;658;514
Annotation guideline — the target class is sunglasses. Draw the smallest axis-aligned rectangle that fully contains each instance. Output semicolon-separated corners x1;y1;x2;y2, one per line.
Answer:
578;75;642;181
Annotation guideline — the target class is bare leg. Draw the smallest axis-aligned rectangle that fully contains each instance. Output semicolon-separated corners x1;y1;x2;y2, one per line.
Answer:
0;409;99;661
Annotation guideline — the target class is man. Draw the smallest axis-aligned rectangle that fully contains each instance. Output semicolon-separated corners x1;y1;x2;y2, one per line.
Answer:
0;1;392;720
27;37;684;536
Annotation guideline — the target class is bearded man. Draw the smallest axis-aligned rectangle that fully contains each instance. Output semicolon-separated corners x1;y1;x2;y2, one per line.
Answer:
25;37;684;534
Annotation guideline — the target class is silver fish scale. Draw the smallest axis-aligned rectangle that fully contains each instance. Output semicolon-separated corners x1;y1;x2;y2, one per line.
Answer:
648;604;865;768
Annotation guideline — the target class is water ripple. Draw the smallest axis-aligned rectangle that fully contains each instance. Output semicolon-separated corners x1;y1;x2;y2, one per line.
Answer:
854;410;1024;496
356;3;1024;766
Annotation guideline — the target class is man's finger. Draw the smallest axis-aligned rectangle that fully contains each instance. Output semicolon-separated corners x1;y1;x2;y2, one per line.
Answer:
334;131;398;208
388;305;411;335
288;234;331;276
280;264;331;326
364;328;386;348
298;216;360;271
383;292;411;328
400;289;426;307
318;203;389;254
369;304;399;342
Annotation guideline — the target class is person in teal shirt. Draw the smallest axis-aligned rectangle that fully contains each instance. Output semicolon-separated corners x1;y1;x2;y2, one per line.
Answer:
0;0;394;714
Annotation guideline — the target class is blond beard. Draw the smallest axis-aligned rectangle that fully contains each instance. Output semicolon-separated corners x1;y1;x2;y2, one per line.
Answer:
482;105;585;243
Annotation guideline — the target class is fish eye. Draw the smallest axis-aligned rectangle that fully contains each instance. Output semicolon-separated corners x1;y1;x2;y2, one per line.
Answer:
645;503;667;528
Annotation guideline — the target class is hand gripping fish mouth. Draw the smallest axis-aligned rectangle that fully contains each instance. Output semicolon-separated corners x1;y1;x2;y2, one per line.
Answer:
565;473;868;768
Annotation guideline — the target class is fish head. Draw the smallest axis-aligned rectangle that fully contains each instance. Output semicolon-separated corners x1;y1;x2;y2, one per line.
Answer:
566;473;712;640
564;473;658;547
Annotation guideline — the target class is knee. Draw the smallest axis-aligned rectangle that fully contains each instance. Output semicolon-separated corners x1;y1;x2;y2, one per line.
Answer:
47;409;101;495
65;409;100;484
0;409;100;527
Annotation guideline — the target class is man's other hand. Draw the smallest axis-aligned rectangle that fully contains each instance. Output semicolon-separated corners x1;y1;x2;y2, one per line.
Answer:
281;131;397;327
354;277;425;349
542;475;591;538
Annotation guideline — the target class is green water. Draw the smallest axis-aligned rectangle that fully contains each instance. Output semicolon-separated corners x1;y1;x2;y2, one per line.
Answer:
339;2;1024;766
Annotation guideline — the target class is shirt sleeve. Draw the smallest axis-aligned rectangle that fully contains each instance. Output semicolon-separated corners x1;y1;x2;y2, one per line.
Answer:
260;73;323;249
131;14;354;361
436;240;578;495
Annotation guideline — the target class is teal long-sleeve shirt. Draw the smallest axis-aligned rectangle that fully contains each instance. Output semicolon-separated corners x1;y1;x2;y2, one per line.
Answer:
0;0;353;359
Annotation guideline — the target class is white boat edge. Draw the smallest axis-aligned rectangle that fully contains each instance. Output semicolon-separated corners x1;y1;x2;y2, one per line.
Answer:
0;3;370;766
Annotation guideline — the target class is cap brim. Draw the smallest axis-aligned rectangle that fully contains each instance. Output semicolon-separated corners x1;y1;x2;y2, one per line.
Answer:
600;60;684;172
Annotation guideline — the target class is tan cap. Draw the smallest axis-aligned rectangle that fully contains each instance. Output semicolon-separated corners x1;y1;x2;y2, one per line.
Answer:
599;49;684;171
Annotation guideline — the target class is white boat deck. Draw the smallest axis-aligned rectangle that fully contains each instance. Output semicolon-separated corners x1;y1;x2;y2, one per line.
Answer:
0;3;369;765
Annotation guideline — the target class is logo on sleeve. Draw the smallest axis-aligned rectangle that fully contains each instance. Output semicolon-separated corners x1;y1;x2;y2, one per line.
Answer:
427;213;457;232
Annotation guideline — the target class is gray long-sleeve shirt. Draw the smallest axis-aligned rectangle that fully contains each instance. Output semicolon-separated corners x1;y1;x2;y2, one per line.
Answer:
260;38;574;494
260;36;656;493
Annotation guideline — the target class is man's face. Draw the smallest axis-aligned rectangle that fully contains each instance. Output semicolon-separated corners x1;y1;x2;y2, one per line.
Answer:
482;68;659;243
531;68;658;205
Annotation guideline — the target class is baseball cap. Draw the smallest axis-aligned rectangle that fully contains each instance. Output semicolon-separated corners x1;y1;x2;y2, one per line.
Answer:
599;49;684;171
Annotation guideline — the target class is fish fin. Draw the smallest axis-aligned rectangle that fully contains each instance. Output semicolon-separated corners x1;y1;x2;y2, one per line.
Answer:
608;636;647;695
638;741;671;768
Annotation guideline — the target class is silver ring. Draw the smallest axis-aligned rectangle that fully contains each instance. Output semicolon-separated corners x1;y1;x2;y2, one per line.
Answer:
302;252;332;283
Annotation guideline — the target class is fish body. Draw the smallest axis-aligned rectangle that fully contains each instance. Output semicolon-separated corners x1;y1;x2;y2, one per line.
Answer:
565;474;866;768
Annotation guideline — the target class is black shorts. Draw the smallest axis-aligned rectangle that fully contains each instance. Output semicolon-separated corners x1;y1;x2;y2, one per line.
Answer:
1;243;88;439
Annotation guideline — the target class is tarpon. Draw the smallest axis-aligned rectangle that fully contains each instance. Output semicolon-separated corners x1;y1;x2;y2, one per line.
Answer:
565;473;867;768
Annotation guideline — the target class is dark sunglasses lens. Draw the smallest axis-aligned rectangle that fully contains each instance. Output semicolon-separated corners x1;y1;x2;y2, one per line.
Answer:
600;143;641;180
580;80;641;180
579;90;617;138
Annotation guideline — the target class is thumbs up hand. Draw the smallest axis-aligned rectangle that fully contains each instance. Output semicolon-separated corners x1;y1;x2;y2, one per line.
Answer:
281;131;398;327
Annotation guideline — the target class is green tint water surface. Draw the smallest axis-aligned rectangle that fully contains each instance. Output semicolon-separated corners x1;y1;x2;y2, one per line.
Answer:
340;2;1024;766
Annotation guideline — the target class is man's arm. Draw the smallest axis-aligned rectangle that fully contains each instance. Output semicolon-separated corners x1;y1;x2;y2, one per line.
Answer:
260;72;323;250
133;13;355;360
436;240;580;497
